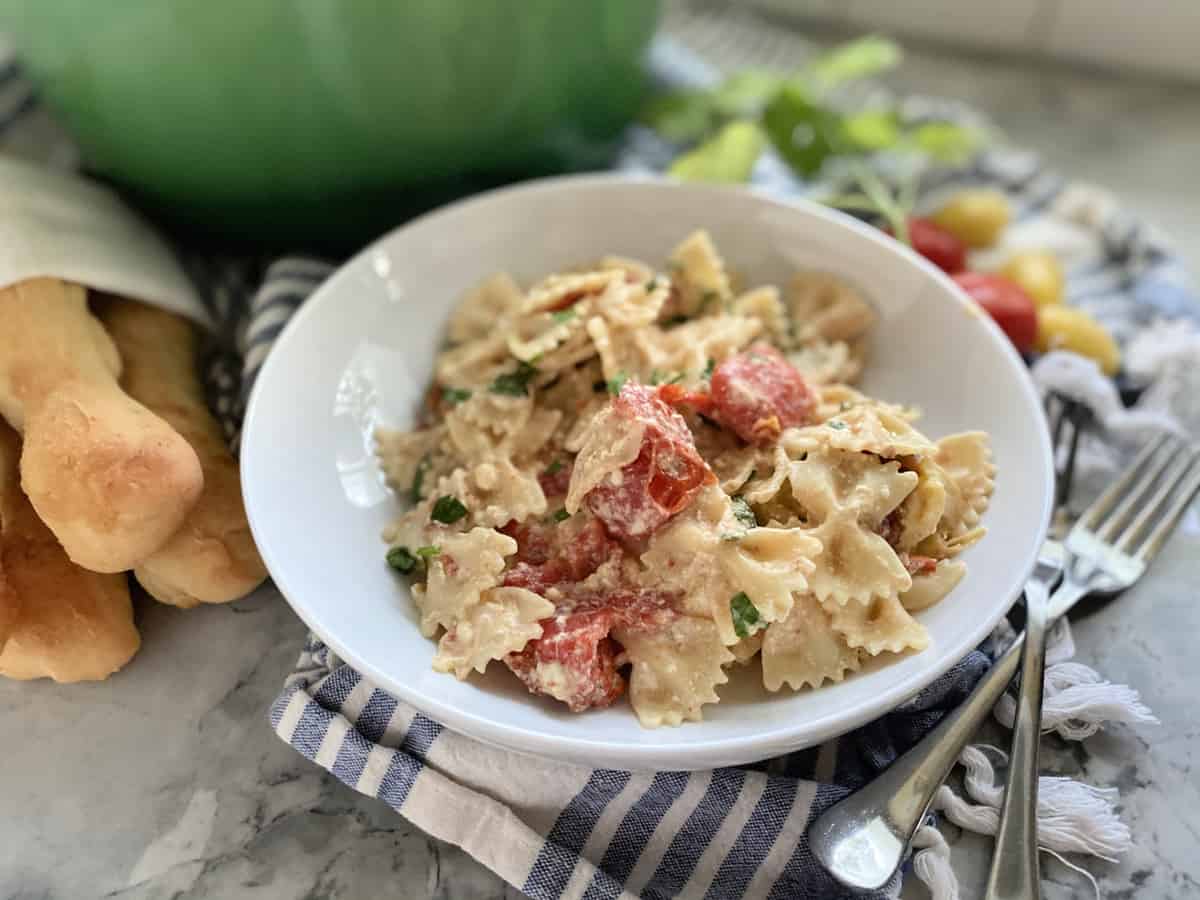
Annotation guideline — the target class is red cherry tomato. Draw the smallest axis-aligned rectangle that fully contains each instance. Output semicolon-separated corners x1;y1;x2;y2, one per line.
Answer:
951;272;1038;354
886;218;967;274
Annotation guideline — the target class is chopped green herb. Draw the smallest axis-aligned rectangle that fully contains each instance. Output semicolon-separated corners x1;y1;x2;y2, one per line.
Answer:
644;279;659;293
650;369;684;386
730;592;762;639
386;546;418;574
721;532;744;542
663;314;689;327
827;419;848;430
442;387;472;406
551;308;577;323
606;372;630;396
410;454;431;504
415;545;441;560
702;358;716;380
544;459;564;476
552;508;570;523
731;496;758;530
431;495;468;524
490;361;539;396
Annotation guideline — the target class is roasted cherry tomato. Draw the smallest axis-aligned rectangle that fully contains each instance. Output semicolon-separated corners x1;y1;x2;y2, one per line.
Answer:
887;218;967;274
951;271;1038;354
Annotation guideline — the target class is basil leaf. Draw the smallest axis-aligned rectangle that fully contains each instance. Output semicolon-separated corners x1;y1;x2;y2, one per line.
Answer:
639;89;714;143
606;372;630;396
490;361;539;396
730;592;762;639
431;495;468;524
441;387;472;406
762;82;844;178
806;35;901;85
731;496;758;530
386;546;418;574
712;69;781;118
842;110;901;151
668;120;765;184
410;453;431;504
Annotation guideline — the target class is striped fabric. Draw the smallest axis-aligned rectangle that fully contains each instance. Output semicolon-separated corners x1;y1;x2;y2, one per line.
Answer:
2;29;1194;900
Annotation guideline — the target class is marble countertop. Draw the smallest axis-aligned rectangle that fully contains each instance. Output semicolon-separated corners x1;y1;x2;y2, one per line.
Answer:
4;18;1200;900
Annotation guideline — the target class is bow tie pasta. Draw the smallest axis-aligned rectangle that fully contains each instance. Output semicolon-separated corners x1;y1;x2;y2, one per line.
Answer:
375;231;995;726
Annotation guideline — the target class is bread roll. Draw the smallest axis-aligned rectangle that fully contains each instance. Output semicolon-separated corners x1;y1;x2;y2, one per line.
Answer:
100;299;267;606
0;278;204;572
0;422;139;682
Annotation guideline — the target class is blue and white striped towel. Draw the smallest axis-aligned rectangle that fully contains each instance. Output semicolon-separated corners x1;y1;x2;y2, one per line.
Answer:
1;34;1189;900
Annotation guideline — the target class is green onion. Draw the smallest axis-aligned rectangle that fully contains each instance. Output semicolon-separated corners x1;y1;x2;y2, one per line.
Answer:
544;459;564;476
730;592;762;639
415;545;441;560
702;358;716;380
552;508;570;523
386;546;419;574
431;495;468;524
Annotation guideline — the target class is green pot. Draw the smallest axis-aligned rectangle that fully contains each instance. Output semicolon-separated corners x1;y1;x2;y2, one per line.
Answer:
0;1;659;247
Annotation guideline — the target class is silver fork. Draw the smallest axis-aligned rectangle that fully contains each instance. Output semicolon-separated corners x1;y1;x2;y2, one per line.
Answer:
984;431;1200;899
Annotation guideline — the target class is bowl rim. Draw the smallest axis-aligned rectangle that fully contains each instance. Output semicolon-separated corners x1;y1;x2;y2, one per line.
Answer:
243;172;1054;769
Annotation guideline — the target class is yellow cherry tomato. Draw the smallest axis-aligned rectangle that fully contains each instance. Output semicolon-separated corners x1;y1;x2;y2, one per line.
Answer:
930;189;1011;249
1000;250;1064;307
1035;306;1121;374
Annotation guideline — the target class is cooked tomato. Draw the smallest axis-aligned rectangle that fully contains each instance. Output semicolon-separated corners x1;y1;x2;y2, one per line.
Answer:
890;218;968;274
710;344;815;445
951;272;1038;354
585;383;713;541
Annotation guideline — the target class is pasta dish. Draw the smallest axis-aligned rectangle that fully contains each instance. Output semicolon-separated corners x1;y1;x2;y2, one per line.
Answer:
375;231;994;727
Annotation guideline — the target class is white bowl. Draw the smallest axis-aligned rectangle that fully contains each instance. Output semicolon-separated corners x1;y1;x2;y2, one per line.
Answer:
242;174;1053;770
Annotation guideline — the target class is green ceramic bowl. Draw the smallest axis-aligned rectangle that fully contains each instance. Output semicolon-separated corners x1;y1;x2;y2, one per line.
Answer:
0;1;659;246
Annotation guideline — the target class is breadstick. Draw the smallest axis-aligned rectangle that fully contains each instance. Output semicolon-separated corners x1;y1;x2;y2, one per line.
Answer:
0;422;139;682
0;278;203;573
100;299;267;606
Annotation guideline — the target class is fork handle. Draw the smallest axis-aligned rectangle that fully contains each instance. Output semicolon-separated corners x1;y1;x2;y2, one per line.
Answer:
984;580;1050;900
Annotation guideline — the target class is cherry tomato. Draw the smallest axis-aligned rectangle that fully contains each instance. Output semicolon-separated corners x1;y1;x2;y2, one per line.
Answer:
886;218;967;274
951;272;1038;354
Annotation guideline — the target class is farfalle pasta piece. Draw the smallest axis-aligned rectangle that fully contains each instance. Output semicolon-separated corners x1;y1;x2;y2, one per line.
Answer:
787;404;937;459
787;271;876;344
668;230;733;316
563;404;646;513
446;272;523;344
375;425;448;496
813;384;919;424
444;393;561;464
785;339;863;385
788;448;918;528
895;467;948;552
732;286;789;341
761;593;862;691
593;277;668;330
826;593;930;655
900;560;967;612
729;630;764;665
586;315;651;382
805;510;913;607
616;614;734;727
523;270;621;315
433;586;553;679
434;461;547;528
636;315;763;380
435;332;512;389
716;527;819;639
597;255;655;282
411;527;517;637
935;432;996;529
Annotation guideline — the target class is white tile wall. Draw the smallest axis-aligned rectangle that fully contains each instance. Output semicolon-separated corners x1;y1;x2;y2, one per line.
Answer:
742;0;1200;81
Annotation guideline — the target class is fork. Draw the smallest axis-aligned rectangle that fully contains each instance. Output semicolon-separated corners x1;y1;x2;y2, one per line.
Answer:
984;430;1200;899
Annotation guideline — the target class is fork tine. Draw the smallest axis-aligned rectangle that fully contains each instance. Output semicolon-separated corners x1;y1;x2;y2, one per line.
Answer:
1077;432;1174;536
1094;437;1181;542
1119;451;1200;562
